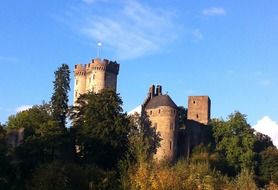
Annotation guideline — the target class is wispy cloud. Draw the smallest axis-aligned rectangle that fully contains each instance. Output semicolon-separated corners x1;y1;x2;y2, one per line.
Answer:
202;7;226;16
192;29;203;40
82;0;107;5
258;79;271;87
58;1;180;60
186;89;196;95
253;116;278;148
16;105;32;113
82;0;96;4
0;56;19;63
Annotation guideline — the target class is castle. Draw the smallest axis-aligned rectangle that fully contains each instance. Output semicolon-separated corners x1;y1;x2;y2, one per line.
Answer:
74;58;211;162
73;58;119;102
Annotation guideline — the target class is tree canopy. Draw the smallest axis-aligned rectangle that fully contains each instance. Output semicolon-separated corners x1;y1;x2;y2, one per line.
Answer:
71;89;130;169
211;112;256;174
51;64;70;128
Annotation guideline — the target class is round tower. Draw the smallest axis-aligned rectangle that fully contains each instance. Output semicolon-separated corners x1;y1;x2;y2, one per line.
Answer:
73;58;119;104
143;85;178;162
86;58;119;93
74;64;86;103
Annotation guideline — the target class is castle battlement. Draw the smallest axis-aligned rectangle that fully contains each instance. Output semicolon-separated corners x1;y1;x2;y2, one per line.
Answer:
73;56;212;162
74;58;119;76
73;58;120;104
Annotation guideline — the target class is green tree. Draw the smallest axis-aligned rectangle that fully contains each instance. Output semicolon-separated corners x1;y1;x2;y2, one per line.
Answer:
51;64;70;128
177;106;187;129
28;161;88;190
7;105;69;188
119;111;161;190
258;147;278;186
254;132;274;153
127;111;161;163
71;89;130;169
212;111;256;175
0;124;10;189
7;104;65;160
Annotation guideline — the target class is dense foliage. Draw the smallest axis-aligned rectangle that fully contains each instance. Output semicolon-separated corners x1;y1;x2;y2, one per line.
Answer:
71;90;130;169
211;112;256;175
51;64;70;128
0;64;277;189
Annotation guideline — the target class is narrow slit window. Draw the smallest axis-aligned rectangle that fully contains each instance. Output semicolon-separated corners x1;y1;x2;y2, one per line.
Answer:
170;141;172;150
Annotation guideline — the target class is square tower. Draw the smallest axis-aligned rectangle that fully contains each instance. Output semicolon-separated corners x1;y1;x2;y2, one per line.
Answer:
187;96;211;125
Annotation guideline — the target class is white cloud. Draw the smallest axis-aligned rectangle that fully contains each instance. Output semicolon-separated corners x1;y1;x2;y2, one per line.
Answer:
259;79;271;87
60;1;179;60
252;116;278;148
202;7;226;16
192;29;203;40
16;105;32;113
128;105;142;115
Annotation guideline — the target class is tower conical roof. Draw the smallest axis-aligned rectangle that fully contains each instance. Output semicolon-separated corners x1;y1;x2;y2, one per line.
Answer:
145;94;177;109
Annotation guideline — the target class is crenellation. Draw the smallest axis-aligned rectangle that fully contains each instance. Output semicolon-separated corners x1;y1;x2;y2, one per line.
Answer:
74;57;212;163
73;58;119;104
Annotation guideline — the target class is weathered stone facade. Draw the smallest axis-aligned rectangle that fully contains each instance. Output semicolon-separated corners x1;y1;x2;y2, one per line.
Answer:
141;85;211;161
6;128;24;148
187;96;211;125
143;85;178;162
73;58;119;103
73;57;212;162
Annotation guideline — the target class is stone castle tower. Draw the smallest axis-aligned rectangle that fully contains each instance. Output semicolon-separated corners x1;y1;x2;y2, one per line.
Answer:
177;95;211;159
141;86;211;161
73;57;212;162
74;58;119;103
187;96;211;125
142;85;178;162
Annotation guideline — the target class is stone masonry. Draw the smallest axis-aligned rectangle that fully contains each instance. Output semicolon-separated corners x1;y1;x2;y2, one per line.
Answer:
73;58;119;104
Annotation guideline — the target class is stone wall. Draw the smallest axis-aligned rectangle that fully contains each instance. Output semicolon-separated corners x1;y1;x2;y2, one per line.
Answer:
73;58;119;104
146;106;177;162
187;96;211;125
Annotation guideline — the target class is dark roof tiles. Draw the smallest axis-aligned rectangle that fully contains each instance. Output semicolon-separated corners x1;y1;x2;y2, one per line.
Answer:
145;95;177;109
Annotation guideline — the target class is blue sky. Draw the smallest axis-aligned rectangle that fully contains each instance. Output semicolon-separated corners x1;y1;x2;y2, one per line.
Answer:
1;0;278;141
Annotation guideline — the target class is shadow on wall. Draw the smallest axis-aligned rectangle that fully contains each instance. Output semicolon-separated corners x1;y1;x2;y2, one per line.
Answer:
177;120;213;160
